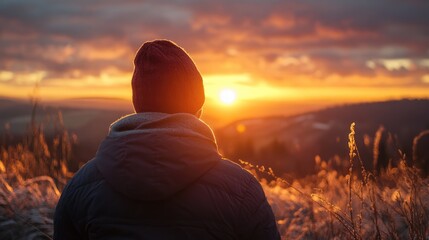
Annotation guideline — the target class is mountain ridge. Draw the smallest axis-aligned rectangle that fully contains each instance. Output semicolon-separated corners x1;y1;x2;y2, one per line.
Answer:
216;99;429;176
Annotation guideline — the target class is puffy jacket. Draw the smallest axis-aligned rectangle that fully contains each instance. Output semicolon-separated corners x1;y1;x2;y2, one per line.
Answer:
54;112;280;240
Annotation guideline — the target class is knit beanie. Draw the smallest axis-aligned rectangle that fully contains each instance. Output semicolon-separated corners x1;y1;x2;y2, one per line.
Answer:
131;40;205;115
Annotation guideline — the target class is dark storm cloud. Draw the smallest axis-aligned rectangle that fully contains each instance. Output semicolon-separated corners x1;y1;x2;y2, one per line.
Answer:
0;0;428;87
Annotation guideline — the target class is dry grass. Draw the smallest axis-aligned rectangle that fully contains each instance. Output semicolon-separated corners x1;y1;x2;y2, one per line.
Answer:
0;116;428;239
0;103;73;240
249;123;429;239
0;174;59;239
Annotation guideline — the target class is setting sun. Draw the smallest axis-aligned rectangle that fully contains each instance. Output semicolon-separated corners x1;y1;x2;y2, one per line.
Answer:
219;89;237;105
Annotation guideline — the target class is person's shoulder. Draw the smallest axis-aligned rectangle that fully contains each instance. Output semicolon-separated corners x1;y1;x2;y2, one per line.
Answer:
213;159;254;180
201;158;261;196
63;159;104;195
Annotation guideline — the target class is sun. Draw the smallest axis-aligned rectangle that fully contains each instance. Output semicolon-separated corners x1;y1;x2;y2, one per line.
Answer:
219;89;236;105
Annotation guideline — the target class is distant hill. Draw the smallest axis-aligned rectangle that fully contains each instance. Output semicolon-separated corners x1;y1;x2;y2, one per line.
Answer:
0;98;131;169
1;98;428;176
0;97;131;134
215;99;429;177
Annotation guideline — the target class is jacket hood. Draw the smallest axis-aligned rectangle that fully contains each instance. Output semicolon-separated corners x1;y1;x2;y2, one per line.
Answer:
94;112;221;201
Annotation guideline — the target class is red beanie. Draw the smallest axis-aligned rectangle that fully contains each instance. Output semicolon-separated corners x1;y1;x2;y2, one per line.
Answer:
131;40;205;114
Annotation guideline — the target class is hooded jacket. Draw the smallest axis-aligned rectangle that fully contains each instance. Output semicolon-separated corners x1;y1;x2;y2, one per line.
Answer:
54;113;280;240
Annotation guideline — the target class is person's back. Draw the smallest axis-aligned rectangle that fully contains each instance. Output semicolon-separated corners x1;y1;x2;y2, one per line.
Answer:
54;40;280;240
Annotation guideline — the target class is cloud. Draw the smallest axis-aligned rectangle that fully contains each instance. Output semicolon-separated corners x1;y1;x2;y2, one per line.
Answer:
0;0;428;92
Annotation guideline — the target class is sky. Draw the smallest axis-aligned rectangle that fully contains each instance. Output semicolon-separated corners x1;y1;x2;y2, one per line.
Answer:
1;0;429;122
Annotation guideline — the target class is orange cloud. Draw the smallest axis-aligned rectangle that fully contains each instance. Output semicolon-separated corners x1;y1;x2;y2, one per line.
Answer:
0;0;428;103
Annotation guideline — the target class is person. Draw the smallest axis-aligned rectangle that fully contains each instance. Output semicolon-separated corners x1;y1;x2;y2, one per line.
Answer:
54;39;280;240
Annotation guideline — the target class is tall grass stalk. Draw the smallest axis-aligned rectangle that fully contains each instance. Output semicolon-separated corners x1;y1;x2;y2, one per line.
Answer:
0;100;74;239
243;122;429;239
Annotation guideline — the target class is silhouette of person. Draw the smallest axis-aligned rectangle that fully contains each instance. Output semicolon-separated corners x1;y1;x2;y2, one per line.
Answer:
54;40;280;239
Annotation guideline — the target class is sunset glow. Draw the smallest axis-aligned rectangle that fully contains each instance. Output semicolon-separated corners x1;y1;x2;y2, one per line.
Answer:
219;89;236;105
0;0;428;122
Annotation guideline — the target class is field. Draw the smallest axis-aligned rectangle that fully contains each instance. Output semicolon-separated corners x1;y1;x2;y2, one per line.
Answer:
0;112;428;239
